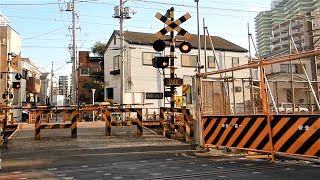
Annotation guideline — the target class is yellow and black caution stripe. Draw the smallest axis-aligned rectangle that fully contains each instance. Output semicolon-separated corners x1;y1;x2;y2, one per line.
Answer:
202;115;320;158
271;115;320;157
35;108;79;140
105;108;143;136
202;115;270;151
160;107;192;142
155;12;191;39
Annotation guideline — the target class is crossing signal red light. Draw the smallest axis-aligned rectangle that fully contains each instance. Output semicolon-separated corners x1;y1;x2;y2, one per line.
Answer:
179;41;192;53
153;39;166;52
152;57;169;68
13;82;21;89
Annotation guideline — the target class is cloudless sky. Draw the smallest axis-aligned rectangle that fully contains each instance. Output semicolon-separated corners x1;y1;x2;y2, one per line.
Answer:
1;0;270;79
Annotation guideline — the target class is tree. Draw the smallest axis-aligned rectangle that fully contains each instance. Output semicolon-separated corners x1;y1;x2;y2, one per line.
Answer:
91;41;107;57
83;71;108;102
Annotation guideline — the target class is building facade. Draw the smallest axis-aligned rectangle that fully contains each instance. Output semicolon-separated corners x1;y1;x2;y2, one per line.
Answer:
255;0;320;57
104;31;249;115
78;51;104;104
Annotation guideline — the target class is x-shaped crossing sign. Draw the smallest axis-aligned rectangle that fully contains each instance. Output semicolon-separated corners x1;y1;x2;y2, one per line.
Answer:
1;56;21;72
155;12;191;39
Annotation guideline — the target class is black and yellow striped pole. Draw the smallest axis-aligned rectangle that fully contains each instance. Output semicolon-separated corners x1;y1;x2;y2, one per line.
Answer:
105;108;111;136
136;108;143;135
159;107;166;136
71;109;78;138
169;8;175;126
35;110;43;140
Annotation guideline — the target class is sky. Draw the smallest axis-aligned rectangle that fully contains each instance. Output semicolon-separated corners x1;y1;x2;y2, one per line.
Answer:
0;0;271;79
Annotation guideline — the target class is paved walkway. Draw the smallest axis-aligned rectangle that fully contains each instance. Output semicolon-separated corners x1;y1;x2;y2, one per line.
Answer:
5;122;192;154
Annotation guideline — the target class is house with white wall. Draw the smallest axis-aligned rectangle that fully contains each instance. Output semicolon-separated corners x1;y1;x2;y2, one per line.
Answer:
104;30;249;115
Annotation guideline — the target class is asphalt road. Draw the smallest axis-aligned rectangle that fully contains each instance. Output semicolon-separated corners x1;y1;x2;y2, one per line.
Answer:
1;122;319;179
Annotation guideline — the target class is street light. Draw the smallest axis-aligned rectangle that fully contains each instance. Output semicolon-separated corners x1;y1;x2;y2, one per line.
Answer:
92;88;96;121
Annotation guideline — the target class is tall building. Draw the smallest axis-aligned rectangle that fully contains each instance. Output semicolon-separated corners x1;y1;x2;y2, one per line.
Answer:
255;0;320;57
58;75;72;97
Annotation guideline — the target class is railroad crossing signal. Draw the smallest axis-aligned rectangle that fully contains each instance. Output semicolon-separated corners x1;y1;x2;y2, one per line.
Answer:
164;78;183;87
152;57;169;68
155;12;191;39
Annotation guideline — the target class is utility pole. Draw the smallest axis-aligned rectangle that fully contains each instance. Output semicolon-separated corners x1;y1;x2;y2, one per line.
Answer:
119;0;125;107
51;61;54;105
71;0;77;105
306;12;319;111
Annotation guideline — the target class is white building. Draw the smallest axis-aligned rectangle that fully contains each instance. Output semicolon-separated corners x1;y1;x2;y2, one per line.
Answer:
104;31;249;114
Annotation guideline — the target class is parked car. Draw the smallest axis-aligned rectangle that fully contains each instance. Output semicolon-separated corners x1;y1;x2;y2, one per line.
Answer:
277;103;308;113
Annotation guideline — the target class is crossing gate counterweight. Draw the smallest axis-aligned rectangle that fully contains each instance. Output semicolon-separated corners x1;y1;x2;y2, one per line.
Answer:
105;108;143;136
160;107;191;142
202;115;320;158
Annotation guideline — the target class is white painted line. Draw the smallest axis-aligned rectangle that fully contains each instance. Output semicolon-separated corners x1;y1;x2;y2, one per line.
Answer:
185;169;193;172
229;161;237;164
113;176;123;179
81;165;88;168
202;164;208;167
95;171;103;173
252;171;261;174
128;167;137;170
149;173;162;176
139;160;148;163
160;164;167;167
245;164;254;166
62;177;74;180
104;173;112;176
169;167;180;169
57;174;67;177
13;171;22;174
166;158;173;161
217;167;224;169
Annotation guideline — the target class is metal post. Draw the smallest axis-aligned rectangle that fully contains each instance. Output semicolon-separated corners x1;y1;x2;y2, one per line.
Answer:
169;7;175;125
247;24;255;114
306;12;319;111
92;88;96;121
203;18;207;73
195;0;201;73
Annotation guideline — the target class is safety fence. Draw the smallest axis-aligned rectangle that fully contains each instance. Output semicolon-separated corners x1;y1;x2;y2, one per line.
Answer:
202;114;320;159
35;109;79;140
159;107;192;142
105;108;143;136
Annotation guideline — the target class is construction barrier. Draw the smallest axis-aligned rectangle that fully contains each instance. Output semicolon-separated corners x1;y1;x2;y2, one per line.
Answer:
202;114;320;158
105;108;143;136
160;107;191;142
35;109;79;140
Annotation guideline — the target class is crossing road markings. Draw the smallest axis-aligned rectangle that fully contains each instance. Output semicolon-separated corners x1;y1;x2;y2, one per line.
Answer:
155;12;191;39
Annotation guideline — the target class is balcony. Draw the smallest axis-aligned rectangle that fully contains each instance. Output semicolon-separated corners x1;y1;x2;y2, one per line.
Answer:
26;77;41;93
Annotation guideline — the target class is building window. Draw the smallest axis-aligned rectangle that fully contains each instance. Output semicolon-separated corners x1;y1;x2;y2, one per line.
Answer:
80;68;90;76
280;64;290;73
113;55;120;70
22;69;28;79
232;57;239;67
181;55;198;67
280;64;305;74
142;52;160;65
106;88;114;99
207;56;216;68
295;64;305;74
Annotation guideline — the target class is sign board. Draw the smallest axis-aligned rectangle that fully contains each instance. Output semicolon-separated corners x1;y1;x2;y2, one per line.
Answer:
175;96;182;107
145;92;163;99
164;78;183;87
182;84;191;95
164;91;174;97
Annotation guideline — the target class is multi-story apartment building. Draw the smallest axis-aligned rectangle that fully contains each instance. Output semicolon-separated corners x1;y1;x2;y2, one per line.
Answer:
255;0;320;57
58;75;71;97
